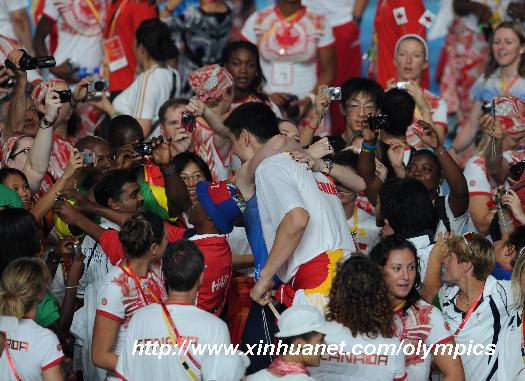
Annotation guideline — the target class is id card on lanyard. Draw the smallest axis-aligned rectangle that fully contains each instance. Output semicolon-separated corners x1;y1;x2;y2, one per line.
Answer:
103;0;129;72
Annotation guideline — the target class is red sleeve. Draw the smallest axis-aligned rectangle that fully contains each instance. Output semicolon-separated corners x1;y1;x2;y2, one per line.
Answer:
99;229;125;265
165;223;186;242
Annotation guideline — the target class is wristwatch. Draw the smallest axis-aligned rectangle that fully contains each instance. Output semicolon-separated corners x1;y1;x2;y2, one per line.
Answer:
40;117;54;129
322;157;334;175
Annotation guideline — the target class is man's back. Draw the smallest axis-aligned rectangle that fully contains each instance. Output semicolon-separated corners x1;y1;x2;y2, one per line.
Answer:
116;303;231;380
255;153;353;283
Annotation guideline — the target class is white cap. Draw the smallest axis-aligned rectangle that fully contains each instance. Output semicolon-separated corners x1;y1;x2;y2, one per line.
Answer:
395;34;429;61
275;305;341;338
202;350;250;381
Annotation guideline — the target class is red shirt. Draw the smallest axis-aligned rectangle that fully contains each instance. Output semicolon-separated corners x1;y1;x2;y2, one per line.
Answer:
99;228;232;316
373;0;428;89
105;0;157;92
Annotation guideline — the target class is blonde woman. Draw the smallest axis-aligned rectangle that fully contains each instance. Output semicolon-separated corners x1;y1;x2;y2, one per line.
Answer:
499;252;525;380
0;258;64;381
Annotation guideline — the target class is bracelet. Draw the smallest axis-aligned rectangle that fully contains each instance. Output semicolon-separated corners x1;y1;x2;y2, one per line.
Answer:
362;142;377;151
160;164;176;177
307;119;319;131
65;285;78;289
322;158;334;175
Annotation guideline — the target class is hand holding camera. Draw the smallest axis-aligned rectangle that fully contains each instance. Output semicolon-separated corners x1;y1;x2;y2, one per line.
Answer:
72;76;107;105
479;109;502;140
43;88;63;125
4;49;55;72
498;188;525;224
149;136;173;166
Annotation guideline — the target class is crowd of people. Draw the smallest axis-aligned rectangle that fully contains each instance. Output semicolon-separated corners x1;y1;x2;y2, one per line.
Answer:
2;0;525;380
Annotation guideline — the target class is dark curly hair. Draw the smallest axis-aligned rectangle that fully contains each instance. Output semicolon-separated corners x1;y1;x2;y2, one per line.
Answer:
327;255;394;339
369;235;422;313
119;213;165;258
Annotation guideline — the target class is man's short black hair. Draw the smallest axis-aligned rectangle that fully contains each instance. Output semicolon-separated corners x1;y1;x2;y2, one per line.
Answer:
108;115;144;149
378;177;437;238
382;89;415;137
163;240;205;292
224;102;280;143
94;169;137;207
341;78;385;110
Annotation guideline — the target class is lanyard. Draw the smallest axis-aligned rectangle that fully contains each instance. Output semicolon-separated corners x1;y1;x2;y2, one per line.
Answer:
3;333;23;381
266;6;306;53
453;287;484;337
107;0;129;38
268;358;309;375
85;0;103;28
119;261;160;305
160;303;201;377
349;210;361;253
500;74;520;96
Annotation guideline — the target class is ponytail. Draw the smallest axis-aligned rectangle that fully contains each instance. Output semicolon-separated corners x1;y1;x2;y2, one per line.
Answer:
0;258;50;318
136;19;178;62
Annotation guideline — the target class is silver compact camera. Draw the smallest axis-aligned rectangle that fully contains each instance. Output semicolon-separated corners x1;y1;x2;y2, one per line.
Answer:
396;81;410;90
324;87;342;101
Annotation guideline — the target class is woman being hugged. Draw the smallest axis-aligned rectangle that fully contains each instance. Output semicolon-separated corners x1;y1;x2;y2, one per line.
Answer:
0;258;64;381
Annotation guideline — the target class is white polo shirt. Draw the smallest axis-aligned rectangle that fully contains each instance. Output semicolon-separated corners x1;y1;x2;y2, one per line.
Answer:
115;303;231;380
255;153;354;283
0;318;63;381
439;276;515;380
301;0;355;27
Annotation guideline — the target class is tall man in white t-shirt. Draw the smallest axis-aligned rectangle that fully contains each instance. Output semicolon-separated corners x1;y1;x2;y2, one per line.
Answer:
115;240;235;380
224;102;354;310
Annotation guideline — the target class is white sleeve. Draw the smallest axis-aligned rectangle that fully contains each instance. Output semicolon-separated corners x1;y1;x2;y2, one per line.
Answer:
426;306;453;346
6;0;26;12
39;329;64;371
241;12;258;43
256;162;306;224
43;0;59;21
463;160;491;196
432;98;448;127
96;280;125;322
318;16;335;48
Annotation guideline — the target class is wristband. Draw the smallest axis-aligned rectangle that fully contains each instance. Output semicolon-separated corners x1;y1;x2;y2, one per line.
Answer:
362;142;377;151
322;158;334;175
65;285;78;289
435;146;448;156
40;117;54;129
307;119;319;130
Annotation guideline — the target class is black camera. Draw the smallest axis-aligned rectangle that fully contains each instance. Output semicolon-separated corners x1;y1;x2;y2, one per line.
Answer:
494;187;509;204
367;115;389;131
134;142;153;156
0;77;15;89
4;50;56;71
481;99;496;117
56;89;72;103
87;80;106;93
508;161;525;182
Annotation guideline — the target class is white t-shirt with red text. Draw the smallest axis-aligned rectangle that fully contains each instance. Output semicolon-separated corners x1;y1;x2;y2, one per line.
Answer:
394;300;452;381
310;321;407;381
43;0;108;72
255;153;354;283
115;302;230;381
0;318;63;381
241;6;335;99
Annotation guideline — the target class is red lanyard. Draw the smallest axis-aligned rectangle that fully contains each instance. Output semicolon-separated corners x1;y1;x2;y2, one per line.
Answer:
274;6;306;50
160;302;202;370
119;261;161;305
106;0;129;38
269;358;309;375
3;333;22;381
453;287;484;337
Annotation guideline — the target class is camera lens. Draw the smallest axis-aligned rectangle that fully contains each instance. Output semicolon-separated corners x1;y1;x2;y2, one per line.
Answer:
93;81;105;91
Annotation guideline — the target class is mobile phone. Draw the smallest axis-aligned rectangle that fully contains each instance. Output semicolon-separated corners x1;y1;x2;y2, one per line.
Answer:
81;152;94;166
56;89;72;103
181;111;196;133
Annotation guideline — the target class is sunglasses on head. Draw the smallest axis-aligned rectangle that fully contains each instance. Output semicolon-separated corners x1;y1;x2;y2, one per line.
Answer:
463;232;475;257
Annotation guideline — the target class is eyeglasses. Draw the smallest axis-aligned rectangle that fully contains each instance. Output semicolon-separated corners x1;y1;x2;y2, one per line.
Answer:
463;232;475;257
9;148;30;159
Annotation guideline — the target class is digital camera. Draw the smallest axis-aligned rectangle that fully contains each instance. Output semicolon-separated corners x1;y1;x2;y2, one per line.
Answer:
323;87;342;101
367;115;389;131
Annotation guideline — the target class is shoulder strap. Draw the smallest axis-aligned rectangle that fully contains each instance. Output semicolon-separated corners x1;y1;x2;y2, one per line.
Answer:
435;195;451;233
4;333;23;381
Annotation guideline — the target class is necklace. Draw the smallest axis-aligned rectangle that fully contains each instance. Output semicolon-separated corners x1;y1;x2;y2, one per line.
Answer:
458;291;472;308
